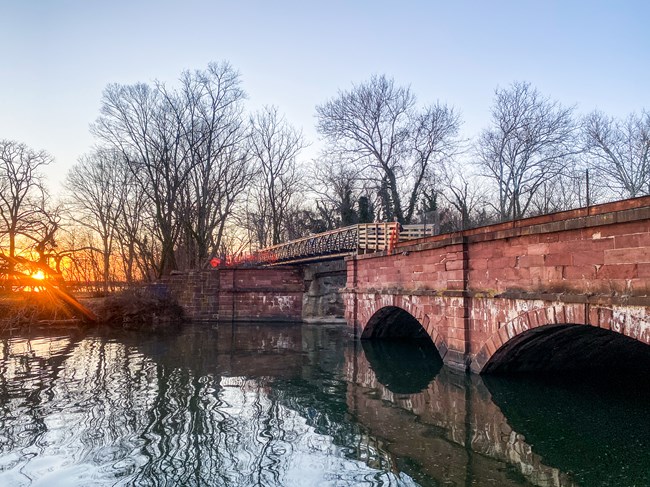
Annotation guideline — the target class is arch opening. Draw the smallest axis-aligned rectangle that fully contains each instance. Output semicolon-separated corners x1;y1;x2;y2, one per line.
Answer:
482;324;650;379
360;306;442;392
361;306;431;340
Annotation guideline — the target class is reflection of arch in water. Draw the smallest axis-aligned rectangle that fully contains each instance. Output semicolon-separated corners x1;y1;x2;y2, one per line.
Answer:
360;304;448;361
361;339;442;394
347;350;582;487
484;373;650;486
473;305;650;376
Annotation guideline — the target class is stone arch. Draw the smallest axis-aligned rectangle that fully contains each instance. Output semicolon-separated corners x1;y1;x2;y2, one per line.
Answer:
471;303;650;374
358;294;448;361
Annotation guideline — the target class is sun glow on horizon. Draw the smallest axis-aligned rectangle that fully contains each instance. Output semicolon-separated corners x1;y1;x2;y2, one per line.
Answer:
32;270;45;280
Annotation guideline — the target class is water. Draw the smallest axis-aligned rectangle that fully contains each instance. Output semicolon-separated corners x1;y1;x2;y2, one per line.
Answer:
0;323;648;487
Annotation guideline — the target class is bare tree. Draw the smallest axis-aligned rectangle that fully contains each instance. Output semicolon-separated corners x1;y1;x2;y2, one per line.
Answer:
440;165;490;231
249;106;306;246
92;81;190;276
174;63;253;268
528;165;588;215
316;75;460;224
477;81;580;221
0;140;52;273
91;63;254;275
308;156;364;229
65;148;128;292
583;110;650;199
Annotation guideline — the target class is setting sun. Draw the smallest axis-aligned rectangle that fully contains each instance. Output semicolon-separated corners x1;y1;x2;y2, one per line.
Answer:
32;270;45;280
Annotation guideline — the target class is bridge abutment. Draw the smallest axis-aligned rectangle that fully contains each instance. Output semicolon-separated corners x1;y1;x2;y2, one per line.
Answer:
302;260;347;322
160;267;304;322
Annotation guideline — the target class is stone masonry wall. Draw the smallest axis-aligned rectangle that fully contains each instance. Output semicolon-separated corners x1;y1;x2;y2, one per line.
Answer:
302;260;347;321
161;267;303;322
345;196;650;371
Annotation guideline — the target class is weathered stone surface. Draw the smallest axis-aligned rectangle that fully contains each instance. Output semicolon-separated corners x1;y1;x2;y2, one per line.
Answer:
160;267;303;322
345;197;650;372
301;260;347;321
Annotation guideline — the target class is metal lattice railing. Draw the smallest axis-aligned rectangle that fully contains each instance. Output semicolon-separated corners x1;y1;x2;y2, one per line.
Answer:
256;223;435;264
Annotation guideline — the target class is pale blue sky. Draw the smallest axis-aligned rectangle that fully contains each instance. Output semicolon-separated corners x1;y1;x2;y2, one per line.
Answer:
1;1;648;192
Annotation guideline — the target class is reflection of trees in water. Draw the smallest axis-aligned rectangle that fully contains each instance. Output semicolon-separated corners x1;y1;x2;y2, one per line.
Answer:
0;335;80;464
0;328;414;486
6;325;644;486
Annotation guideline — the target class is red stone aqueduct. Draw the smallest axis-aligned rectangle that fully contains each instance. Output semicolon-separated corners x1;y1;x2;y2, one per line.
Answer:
343;197;650;372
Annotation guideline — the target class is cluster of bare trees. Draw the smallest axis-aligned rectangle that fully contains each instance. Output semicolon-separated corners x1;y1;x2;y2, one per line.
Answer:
0;140;61;275
2;62;648;286
313;78;650;233
65;62;306;282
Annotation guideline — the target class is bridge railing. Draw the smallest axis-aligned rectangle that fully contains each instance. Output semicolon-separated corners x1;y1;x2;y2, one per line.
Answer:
357;223;394;253
400;224;436;240
256;223;435;264
259;225;359;263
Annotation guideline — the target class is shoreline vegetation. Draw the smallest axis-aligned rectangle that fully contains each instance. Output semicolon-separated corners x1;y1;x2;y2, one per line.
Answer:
0;286;185;334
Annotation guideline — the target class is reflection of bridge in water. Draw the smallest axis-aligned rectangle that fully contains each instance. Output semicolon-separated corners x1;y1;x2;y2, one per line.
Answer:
347;341;580;487
2;325;647;486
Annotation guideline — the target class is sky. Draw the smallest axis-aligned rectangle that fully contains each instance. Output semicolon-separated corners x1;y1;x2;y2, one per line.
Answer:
1;0;648;194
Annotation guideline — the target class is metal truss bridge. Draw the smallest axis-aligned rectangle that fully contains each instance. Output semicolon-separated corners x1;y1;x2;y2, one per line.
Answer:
257;223;434;265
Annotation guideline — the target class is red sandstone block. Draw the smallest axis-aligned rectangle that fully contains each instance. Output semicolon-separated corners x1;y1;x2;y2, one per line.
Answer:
545;252;572;266
597;221;650;238
527;243;549;255
527;308;541;328
571;250;604;266
445;269;464;281
487;257;516;269
542;266;565;282
547;241;577;255
502;244;528;257
630;279;650;295
497;325;509;344
446;337;467;352
445;259;465;271
484;336;498;357
518;254;545;268
512;316;529;335
506;267;531;281
581;237;616;251
446;327;466;340
535;233;558;243
565;303;586;324
587;306;598;326
597;264;638;279
563;265;597;280
605;247;650;264
614;233;650;249
532;308;547;327
470;246;503;260
598;307;613;330
637;263;650;277
529;265;546;284
556;306;568;324
469;258;489;271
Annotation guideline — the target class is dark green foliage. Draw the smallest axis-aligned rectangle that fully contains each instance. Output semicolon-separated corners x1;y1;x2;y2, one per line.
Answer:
357;196;374;223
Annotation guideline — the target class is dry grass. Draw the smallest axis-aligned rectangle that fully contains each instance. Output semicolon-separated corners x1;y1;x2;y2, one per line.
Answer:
96;286;185;331
0;292;83;332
